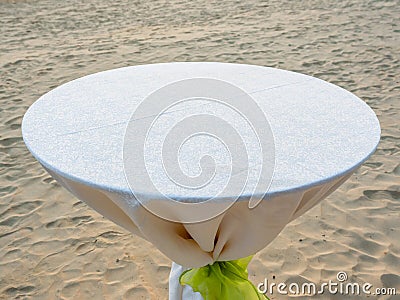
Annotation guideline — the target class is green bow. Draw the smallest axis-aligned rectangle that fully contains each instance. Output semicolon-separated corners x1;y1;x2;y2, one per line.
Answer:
179;256;269;300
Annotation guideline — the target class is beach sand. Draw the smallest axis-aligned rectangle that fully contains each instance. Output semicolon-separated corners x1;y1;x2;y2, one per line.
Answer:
0;0;399;299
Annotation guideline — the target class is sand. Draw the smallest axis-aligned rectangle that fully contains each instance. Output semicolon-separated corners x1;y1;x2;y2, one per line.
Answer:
0;0;399;299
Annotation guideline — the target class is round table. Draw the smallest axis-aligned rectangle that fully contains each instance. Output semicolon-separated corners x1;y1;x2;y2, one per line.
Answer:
22;62;380;299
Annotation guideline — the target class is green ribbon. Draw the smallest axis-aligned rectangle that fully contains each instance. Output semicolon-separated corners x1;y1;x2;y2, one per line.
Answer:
179;255;269;300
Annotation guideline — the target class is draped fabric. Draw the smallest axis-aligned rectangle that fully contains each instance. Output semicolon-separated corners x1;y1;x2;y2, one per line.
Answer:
22;63;380;300
45;166;352;299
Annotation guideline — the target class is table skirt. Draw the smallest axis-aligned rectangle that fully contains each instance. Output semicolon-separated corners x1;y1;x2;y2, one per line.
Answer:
44;165;352;298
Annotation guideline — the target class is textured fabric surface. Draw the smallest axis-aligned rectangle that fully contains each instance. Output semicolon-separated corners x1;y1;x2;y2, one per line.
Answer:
22;63;380;299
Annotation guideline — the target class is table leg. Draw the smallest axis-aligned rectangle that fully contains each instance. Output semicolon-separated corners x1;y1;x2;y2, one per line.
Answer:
169;262;203;300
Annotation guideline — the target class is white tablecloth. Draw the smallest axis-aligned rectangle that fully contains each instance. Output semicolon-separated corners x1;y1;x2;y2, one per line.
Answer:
22;62;380;299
